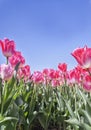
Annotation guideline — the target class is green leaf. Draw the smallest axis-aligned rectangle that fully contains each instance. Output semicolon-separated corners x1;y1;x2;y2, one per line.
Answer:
80;109;91;125
0;116;18;125
66;118;91;130
80;123;91;130
3;97;12;114
77;88;86;106
65;118;81;126
63;98;75;118
4;120;17;130
28;111;37;125
38;112;48;130
8;102;19;117
56;91;65;112
15;96;23;106
25;91;32;102
3;77;15;102
86;103;91;117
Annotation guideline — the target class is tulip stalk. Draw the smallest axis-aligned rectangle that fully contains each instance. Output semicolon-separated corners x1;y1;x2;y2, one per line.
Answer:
6;57;9;64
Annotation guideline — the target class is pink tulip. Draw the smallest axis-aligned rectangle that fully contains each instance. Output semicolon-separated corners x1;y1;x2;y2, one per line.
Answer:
9;51;25;68
58;63;67;72
42;68;49;76
0;64;14;81
83;75;91;91
0;38;15;57
71;46;91;69
49;69;60;79
68;69;79;85
17;65;31;81
42;68;51;85
51;79;60;87
82;48;91;68
43;68;64;86
43;68;60;80
32;71;44;84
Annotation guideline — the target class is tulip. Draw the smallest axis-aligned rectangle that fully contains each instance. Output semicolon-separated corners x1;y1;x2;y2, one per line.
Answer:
0;38;15;58
67;69;80;85
83;75;91;91
71;46;91;69
58;63;67;72
0;64;14;81
17;65;31;81
32;71;44;84
9;51;25;68
49;69;60;79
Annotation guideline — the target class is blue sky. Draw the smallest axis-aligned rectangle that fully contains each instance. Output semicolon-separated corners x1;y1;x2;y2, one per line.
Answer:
0;0;91;72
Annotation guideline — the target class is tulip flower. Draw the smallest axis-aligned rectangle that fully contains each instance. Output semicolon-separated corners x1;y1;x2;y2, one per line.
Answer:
0;38;15;58
32;71;44;84
67;69;80;85
58;63;67;72
48;69;60;79
83;74;91;91
9;51;25;68
0;64;14;81
17;65;31;81
71;46;91;69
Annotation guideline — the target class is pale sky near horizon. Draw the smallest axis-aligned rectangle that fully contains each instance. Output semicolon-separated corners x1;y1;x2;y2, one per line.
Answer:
0;0;91;72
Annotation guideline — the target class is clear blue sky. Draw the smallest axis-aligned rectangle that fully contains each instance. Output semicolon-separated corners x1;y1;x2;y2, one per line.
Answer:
0;0;91;72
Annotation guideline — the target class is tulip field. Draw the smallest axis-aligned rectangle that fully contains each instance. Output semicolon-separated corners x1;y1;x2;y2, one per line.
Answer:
0;38;91;130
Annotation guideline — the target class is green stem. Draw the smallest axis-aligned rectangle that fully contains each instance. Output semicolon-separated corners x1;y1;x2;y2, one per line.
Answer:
0;79;2;105
1;83;4;115
6;57;8;64
0;79;3;115
74;85;77;112
63;121;66;130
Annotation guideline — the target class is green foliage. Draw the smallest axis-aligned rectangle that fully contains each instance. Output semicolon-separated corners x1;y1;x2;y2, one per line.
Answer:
0;77;91;130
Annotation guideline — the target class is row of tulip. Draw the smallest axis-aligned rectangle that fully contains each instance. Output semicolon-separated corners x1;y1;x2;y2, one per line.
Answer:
0;38;91;130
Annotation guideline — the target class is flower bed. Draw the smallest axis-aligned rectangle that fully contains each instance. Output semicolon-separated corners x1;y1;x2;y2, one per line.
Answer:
0;38;91;130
